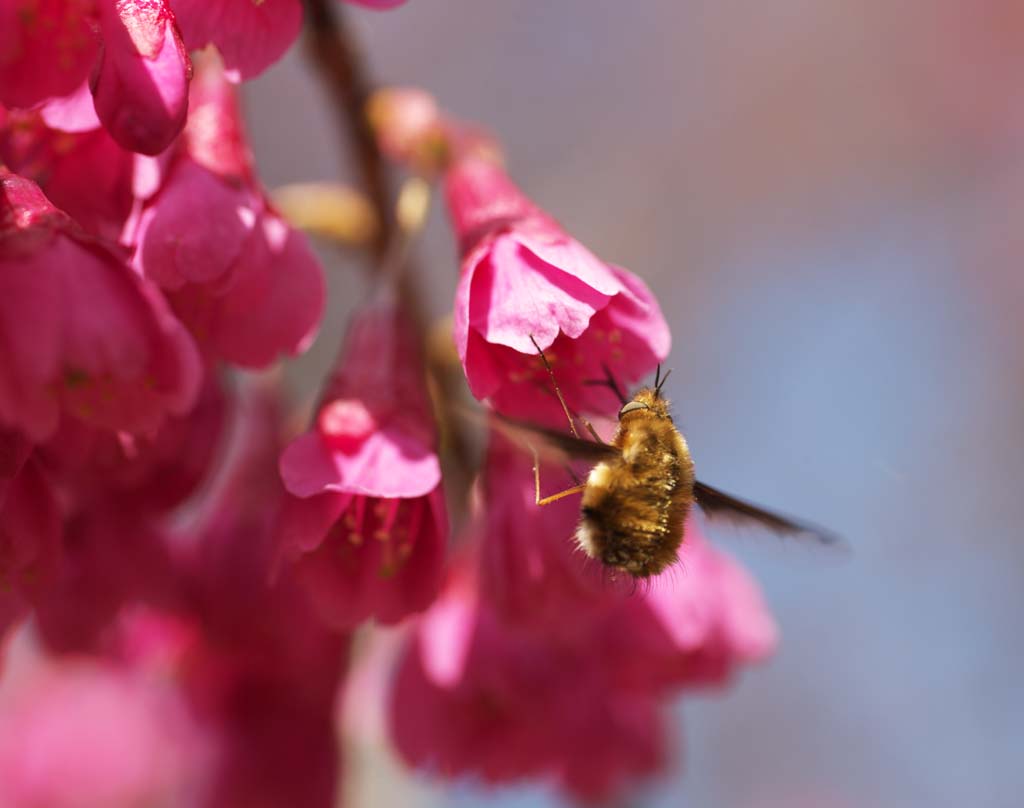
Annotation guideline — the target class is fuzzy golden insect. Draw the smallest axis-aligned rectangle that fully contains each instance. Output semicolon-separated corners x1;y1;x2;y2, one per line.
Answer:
503;345;837;579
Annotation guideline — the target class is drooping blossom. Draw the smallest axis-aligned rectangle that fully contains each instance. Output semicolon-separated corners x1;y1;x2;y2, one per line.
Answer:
0;660;205;808
0;0;191;155
92;0;192;155
32;377;349;807
446;153;671;422
389;449;777;801
166;381;348;808
32;505;177;654
278;295;447;630
0;170;200;441
130;58;325;367
38;375;226;516
389;558;668;802
475;432;627;631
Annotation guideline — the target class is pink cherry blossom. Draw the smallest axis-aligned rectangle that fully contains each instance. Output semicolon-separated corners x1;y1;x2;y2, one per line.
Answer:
278;296;447;629
0;0;99;110
39;376;226;516
0;106;136;242
131;60;325;367
597;528;779;694
389;559;668;801
135;380;347;808
0;661;204;808
476;432;628;631
0;170;201;441
92;0;192;155
447;153;671;421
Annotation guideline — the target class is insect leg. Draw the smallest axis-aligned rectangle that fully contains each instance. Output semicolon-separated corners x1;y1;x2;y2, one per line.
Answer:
582;365;628;406
531;444;586;506
528;333;579;438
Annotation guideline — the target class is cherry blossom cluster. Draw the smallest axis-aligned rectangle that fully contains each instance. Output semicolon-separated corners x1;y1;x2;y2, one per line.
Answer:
0;7;778;807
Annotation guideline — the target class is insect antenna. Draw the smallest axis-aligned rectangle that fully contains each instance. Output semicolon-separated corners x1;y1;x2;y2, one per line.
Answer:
654;367;672;398
528;334;580;438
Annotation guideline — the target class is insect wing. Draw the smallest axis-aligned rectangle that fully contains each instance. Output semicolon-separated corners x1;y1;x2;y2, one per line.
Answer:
489;412;620;464
693;480;841;546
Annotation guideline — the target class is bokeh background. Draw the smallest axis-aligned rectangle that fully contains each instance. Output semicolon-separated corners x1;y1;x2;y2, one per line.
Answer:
243;2;1024;806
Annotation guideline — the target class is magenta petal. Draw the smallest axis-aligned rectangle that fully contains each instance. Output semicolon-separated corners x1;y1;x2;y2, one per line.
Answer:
418;575;477;688
172;0;303;82
468;235;612;353
40;82;102;133
0;0;99;109
135;161;259;290
281;426;440;500
92;0;191;155
277;491;351;557
206;214;325;367
604;264;671;362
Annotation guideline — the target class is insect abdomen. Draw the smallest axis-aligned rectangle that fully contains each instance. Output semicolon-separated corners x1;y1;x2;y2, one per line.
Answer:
575;423;695;578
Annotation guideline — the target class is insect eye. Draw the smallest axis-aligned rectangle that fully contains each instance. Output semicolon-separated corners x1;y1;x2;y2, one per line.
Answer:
618;401;649;418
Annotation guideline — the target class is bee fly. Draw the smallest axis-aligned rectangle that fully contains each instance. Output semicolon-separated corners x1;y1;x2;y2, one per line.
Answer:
499;337;838;579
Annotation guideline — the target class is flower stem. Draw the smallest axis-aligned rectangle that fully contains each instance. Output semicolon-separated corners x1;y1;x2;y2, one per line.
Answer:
302;0;392;261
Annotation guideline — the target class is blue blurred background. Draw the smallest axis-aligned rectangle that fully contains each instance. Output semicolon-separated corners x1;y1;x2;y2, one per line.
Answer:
244;2;1024;806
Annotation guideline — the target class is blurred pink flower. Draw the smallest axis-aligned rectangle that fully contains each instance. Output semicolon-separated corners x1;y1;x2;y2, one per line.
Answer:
0;450;61;646
92;0;191;155
131;60;324;367
0;0;99;110
0;661;203;808
599;528;778;693
389;454;777;800
39;375;227;515
476;433;627;630
33;506;177;654
446;153;670;421
389;560;668;801
0;170;200;441
132;380;347;808
278;297;447;629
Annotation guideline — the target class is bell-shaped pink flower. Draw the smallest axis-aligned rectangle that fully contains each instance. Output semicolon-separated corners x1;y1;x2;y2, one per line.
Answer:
91;0;192;155
131;60;324;367
39;376;226;516
0;0;100;110
0;171;201;441
598;527;779;694
447;154;671;421
0;661;203;808
389;560;668;802
476;432;628;631
278;297;447;630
